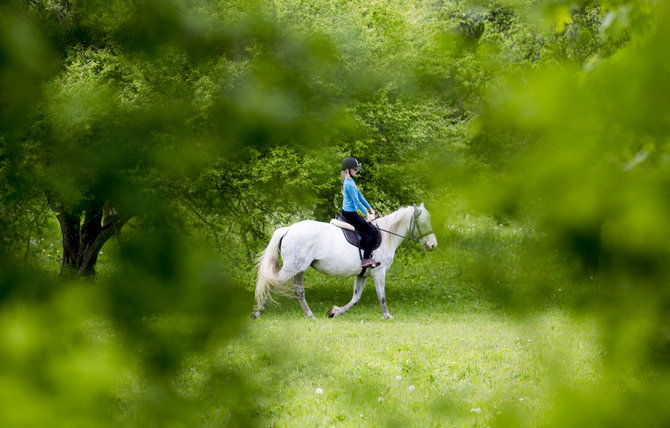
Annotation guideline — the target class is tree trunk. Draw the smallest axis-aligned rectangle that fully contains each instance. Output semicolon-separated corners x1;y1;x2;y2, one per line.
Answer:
56;210;82;277
77;203;103;277
51;200;130;278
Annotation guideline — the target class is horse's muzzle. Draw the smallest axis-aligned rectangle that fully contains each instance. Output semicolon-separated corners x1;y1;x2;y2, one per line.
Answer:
423;235;438;251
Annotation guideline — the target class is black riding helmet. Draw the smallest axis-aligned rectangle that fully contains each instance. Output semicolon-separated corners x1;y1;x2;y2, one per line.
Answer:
341;157;361;170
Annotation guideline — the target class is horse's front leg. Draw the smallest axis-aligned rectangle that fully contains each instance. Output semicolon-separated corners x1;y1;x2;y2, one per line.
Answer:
327;276;367;318
373;272;393;320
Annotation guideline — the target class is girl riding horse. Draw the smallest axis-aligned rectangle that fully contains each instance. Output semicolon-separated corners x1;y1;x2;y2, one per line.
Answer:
341;157;380;269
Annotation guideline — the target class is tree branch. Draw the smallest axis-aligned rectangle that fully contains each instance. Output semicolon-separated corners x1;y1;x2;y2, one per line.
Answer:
77;211;132;277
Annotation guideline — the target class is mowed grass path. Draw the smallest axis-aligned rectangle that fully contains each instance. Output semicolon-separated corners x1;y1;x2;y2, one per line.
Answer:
181;263;603;427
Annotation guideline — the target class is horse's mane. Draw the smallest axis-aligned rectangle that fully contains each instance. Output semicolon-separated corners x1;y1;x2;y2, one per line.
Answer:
377;206;414;251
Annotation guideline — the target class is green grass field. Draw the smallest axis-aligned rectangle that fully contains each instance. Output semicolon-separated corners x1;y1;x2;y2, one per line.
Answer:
217;314;599;427
21;225;645;427
167;252;606;428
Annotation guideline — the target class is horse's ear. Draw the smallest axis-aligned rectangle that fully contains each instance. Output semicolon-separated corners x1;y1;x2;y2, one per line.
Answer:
420;202;425;209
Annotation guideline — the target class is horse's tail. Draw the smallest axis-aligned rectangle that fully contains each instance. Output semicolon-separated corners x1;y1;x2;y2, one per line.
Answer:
255;227;290;309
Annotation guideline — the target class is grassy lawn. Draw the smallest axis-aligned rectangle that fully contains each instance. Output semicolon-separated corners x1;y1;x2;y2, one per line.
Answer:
26;222;616;427
174;259;603;427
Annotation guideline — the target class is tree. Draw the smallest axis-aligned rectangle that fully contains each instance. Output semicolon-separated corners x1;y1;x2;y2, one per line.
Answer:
3;0;374;277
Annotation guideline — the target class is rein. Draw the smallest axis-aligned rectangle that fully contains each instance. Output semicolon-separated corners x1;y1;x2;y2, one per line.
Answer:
376;226;422;242
374;205;433;243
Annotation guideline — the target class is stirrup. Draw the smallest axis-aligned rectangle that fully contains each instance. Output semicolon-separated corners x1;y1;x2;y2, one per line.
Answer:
362;258;380;268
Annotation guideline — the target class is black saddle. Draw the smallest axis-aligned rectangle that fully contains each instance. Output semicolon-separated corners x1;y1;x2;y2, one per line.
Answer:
336;212;382;251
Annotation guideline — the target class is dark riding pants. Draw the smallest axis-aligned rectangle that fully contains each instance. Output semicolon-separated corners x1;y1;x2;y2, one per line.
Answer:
342;211;375;259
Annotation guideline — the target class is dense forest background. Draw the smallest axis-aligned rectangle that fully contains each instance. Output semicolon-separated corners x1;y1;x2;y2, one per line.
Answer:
1;0;669;426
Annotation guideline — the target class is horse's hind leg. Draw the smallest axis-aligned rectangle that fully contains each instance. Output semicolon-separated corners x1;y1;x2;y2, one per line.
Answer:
252;267;299;319
251;303;265;319
293;272;314;318
327;276;367;318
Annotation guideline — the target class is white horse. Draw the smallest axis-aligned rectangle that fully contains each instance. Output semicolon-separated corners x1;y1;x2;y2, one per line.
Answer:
252;203;438;319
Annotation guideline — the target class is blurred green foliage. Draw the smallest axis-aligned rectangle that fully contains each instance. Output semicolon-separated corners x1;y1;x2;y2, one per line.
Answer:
1;0;670;426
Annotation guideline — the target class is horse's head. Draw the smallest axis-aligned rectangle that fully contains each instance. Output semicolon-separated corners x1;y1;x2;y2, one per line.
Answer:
412;203;437;251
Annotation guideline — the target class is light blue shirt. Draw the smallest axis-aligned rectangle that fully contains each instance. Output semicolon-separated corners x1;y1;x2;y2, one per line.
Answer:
342;178;371;215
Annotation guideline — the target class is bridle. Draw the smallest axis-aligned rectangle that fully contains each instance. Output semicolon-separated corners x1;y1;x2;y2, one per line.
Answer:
410;204;434;240
375;205;434;243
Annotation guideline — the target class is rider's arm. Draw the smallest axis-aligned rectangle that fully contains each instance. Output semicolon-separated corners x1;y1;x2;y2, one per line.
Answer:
357;192;372;215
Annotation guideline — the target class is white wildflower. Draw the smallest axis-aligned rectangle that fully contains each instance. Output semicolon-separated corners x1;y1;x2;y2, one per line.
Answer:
316;388;323;394
470;408;481;414
395;375;402;381
408;385;415;391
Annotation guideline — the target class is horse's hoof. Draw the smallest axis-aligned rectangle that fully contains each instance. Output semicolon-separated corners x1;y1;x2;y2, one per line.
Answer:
327;309;335;318
251;312;261;319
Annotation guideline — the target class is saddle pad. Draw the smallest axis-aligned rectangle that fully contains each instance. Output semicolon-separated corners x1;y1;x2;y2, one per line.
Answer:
333;212;382;251
329;218;355;231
